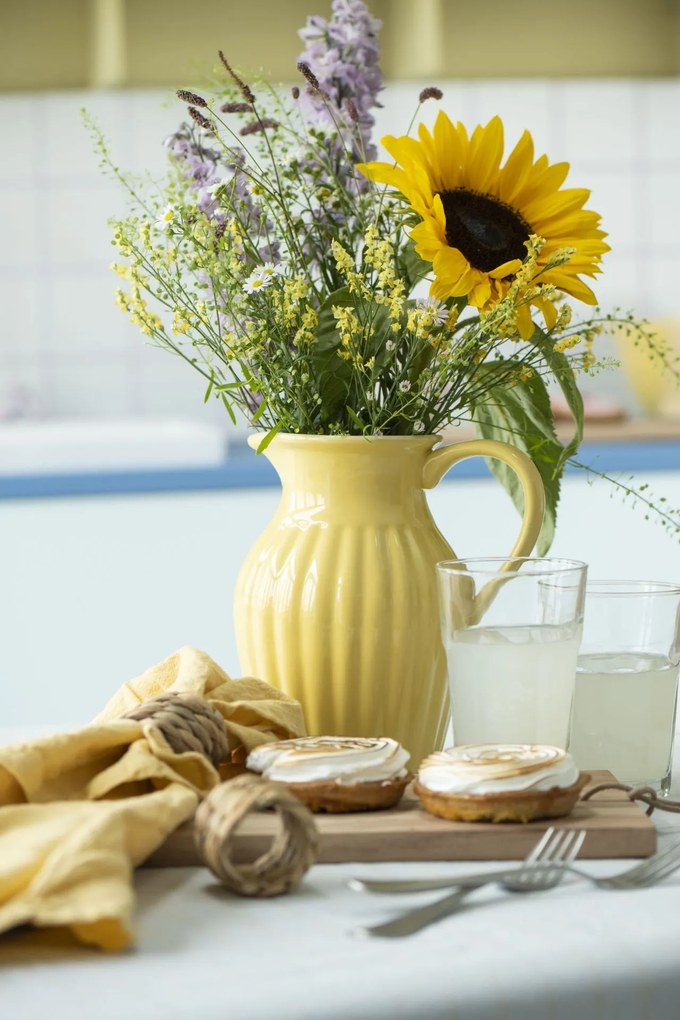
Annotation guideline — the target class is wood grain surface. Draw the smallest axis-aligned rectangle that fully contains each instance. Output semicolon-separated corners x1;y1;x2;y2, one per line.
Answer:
144;771;656;867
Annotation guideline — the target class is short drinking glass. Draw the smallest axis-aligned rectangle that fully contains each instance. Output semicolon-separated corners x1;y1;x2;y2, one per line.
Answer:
436;558;588;749
570;580;680;795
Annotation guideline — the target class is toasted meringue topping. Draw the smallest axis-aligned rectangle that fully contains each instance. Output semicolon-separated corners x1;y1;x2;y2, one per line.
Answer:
246;736;409;785
417;743;579;795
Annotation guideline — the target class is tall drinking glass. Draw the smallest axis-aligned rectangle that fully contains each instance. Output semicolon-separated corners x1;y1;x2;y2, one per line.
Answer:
570;580;680;795
436;558;587;749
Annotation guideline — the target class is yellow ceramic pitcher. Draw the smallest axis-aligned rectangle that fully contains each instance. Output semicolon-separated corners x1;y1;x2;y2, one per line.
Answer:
234;433;545;765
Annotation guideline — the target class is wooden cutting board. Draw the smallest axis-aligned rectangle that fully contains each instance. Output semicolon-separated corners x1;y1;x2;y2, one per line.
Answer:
145;771;656;867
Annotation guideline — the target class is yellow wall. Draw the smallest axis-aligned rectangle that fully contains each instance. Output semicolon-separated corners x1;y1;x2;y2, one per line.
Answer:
1;0;92;90
2;0;680;91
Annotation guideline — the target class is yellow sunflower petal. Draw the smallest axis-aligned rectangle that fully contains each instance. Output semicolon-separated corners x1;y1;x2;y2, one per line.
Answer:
469;276;493;308
497;130;534;205
382;134;429;173
523;187;592;225
410;218;445;261
465;116;504;194
533;296;558;330
355;161;412;197
432;112;467;190
515;303;535;340
512;159;571;207
415;123;441;189
430;277;452;302
432;246;477;296
431;193;447;232
489;258;523;279
542;271;599;304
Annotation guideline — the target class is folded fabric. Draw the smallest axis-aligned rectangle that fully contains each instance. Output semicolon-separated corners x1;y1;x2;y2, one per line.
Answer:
0;646;306;950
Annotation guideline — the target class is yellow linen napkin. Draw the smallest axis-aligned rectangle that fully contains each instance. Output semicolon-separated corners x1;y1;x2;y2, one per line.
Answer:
0;646;305;951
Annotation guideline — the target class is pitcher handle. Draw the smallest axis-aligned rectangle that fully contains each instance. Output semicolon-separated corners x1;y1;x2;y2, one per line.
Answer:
422;438;545;558
422;438;545;625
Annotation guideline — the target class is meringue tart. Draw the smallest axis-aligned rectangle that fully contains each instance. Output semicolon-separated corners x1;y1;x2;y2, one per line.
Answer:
246;736;410;813
414;743;588;823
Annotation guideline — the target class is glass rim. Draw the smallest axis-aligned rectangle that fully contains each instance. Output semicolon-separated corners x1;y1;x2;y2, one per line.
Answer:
585;579;680;597
436;556;588;578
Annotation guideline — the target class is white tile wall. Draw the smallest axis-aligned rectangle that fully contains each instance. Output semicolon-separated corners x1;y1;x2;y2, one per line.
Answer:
0;189;39;269
640;82;680;163
560;81;638;164
1;79;679;423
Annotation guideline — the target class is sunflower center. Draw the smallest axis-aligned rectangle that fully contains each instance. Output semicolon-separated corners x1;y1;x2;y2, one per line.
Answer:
437;189;530;274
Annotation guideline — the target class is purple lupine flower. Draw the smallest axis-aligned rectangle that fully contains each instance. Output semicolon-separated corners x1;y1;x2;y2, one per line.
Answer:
296;0;383;164
164;126;222;186
164;124;280;263
292;1;383;271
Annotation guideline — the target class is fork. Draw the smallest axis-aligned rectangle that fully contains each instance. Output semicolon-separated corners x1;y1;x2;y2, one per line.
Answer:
577;840;680;889
350;837;680;895
353;827;585;939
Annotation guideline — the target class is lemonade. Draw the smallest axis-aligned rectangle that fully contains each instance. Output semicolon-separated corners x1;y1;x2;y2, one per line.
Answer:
570;652;679;789
446;623;582;748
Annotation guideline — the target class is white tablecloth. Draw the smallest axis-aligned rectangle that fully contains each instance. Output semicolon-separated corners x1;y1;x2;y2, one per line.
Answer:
3;729;680;1020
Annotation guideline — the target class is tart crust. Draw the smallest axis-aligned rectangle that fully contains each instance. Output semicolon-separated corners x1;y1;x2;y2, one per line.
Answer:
275;773;410;813
413;772;590;824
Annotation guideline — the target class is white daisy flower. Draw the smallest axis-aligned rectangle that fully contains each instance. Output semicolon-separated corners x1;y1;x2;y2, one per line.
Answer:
414;420;425;433
155;204;176;231
398;380;411;393
416;297;448;326
243;262;283;294
260;262;284;280
283;147;310;170
385;339;396;351
207;180;227;198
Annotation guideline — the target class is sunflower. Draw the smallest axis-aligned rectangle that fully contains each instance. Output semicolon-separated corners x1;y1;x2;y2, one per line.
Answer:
357;113;609;338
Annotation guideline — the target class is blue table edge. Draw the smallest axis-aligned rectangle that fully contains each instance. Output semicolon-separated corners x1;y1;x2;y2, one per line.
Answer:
1;438;678;500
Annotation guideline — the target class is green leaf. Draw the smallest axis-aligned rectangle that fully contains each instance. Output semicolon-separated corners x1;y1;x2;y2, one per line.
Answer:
472;370;566;555
250;397;268;424
220;392;237;425
531;324;584;468
255;421;283;454
311;345;353;424
215;379;256;392
345;405;366;432
203;376;214;403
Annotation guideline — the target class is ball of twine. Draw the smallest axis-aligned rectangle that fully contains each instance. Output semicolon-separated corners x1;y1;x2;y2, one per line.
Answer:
194;773;319;897
124;692;230;768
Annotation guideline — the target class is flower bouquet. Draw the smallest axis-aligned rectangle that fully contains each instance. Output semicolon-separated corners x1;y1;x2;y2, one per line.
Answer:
90;0;678;551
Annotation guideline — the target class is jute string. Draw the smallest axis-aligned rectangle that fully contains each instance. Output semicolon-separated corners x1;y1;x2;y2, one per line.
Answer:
583;782;680;817
124;693;317;895
194;774;319;897
124;691;230;767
